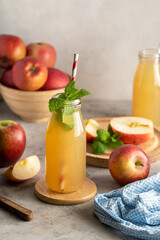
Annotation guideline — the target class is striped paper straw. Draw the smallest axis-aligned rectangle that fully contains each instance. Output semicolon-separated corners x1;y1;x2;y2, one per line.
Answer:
71;53;79;81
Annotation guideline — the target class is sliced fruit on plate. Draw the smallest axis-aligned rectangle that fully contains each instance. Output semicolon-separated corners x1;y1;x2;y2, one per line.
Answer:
85;119;99;142
3;155;41;182
110;116;154;144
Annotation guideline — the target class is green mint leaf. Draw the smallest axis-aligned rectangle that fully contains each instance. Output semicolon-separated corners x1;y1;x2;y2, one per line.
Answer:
110;140;124;150
62;114;74;129
49;98;66;112
62;106;75;129
92;139;108;155
111;133;121;142
58;93;66;99
108;124;114;136
49;81;91;130
97;129;110;144
65;81;76;97
67;89;80;100
55;109;63;123
55;108;74;130
62;105;75;116
71;89;91;100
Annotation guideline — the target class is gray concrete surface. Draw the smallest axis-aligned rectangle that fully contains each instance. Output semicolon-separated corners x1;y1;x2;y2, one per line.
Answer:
0;99;160;240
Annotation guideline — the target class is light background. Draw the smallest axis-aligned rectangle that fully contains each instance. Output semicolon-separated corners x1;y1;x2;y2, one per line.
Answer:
1;0;160;100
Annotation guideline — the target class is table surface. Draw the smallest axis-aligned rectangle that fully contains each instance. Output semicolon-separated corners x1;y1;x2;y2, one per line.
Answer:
1;99;160;240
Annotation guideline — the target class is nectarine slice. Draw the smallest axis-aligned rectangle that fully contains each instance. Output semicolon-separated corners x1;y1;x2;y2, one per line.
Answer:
3;155;41;182
110;117;154;144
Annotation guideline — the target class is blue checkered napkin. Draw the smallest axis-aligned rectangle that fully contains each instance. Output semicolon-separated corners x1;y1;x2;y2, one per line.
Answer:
94;173;160;240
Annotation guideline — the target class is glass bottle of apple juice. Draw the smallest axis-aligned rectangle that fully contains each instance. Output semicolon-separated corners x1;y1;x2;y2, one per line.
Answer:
132;49;160;126
46;94;87;193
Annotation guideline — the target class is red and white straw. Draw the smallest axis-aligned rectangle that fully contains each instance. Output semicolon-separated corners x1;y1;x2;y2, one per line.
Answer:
71;53;79;81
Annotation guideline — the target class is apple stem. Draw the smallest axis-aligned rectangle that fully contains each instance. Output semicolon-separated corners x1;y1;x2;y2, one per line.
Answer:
29;67;39;74
1;57;9;63
135;160;144;168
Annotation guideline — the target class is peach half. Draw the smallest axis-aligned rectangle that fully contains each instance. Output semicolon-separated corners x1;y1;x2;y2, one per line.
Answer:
85;119;99;142
110;116;154;145
3;155;41;182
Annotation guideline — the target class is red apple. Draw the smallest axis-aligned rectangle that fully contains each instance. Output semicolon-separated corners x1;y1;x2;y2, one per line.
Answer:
3;155;41;182
26;42;56;68
1;69;15;88
0;120;26;167
108;144;150;185
0;34;26;68
85;119;99;141
110;117;154;144
12;56;48;91
40;68;70;90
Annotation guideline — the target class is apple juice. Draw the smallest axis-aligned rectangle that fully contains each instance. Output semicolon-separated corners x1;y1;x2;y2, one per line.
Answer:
132;49;160;126
45;98;86;193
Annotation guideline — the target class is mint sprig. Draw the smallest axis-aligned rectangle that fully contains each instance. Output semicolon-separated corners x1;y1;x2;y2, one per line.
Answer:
65;81;76;97
92;139;108;155
110;140;124;150
49;98;66;113
108;124;114;135
97;129;110;144
49;81;91;130
49;81;91;113
92;125;124;155
71;89;91;100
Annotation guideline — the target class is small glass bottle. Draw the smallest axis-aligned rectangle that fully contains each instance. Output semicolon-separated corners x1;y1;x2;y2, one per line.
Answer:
45;95;86;193
132;49;160;126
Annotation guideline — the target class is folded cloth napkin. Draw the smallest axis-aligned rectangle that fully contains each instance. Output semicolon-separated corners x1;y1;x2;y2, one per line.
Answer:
94;173;160;240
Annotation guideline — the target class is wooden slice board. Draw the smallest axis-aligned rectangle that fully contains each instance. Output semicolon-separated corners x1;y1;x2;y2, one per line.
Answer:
34;178;97;205
86;118;160;168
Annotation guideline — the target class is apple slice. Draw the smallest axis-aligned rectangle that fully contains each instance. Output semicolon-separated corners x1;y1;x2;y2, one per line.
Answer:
85;119;99;142
110;116;154;145
3;155;41;182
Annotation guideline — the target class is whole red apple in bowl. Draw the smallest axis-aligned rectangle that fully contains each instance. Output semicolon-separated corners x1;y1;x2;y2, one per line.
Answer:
12;56;48;91
26;42;56;68
0;120;26;167
40;68;70;90
0;34;26;68
108;144;150;185
1;69;15;88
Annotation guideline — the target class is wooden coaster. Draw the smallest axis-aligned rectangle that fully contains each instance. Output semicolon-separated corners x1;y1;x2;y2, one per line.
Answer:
34;178;97;205
86;118;160;168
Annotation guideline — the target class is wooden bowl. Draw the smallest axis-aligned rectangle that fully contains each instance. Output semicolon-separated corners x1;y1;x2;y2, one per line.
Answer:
0;83;64;122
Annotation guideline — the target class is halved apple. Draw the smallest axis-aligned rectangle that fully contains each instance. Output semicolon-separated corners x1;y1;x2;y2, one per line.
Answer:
110;116;154;144
85;119;99;142
3;155;41;182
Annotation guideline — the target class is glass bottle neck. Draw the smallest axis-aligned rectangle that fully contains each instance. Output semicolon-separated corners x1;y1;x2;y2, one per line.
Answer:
139;49;160;63
63;101;81;111
53;93;81;111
